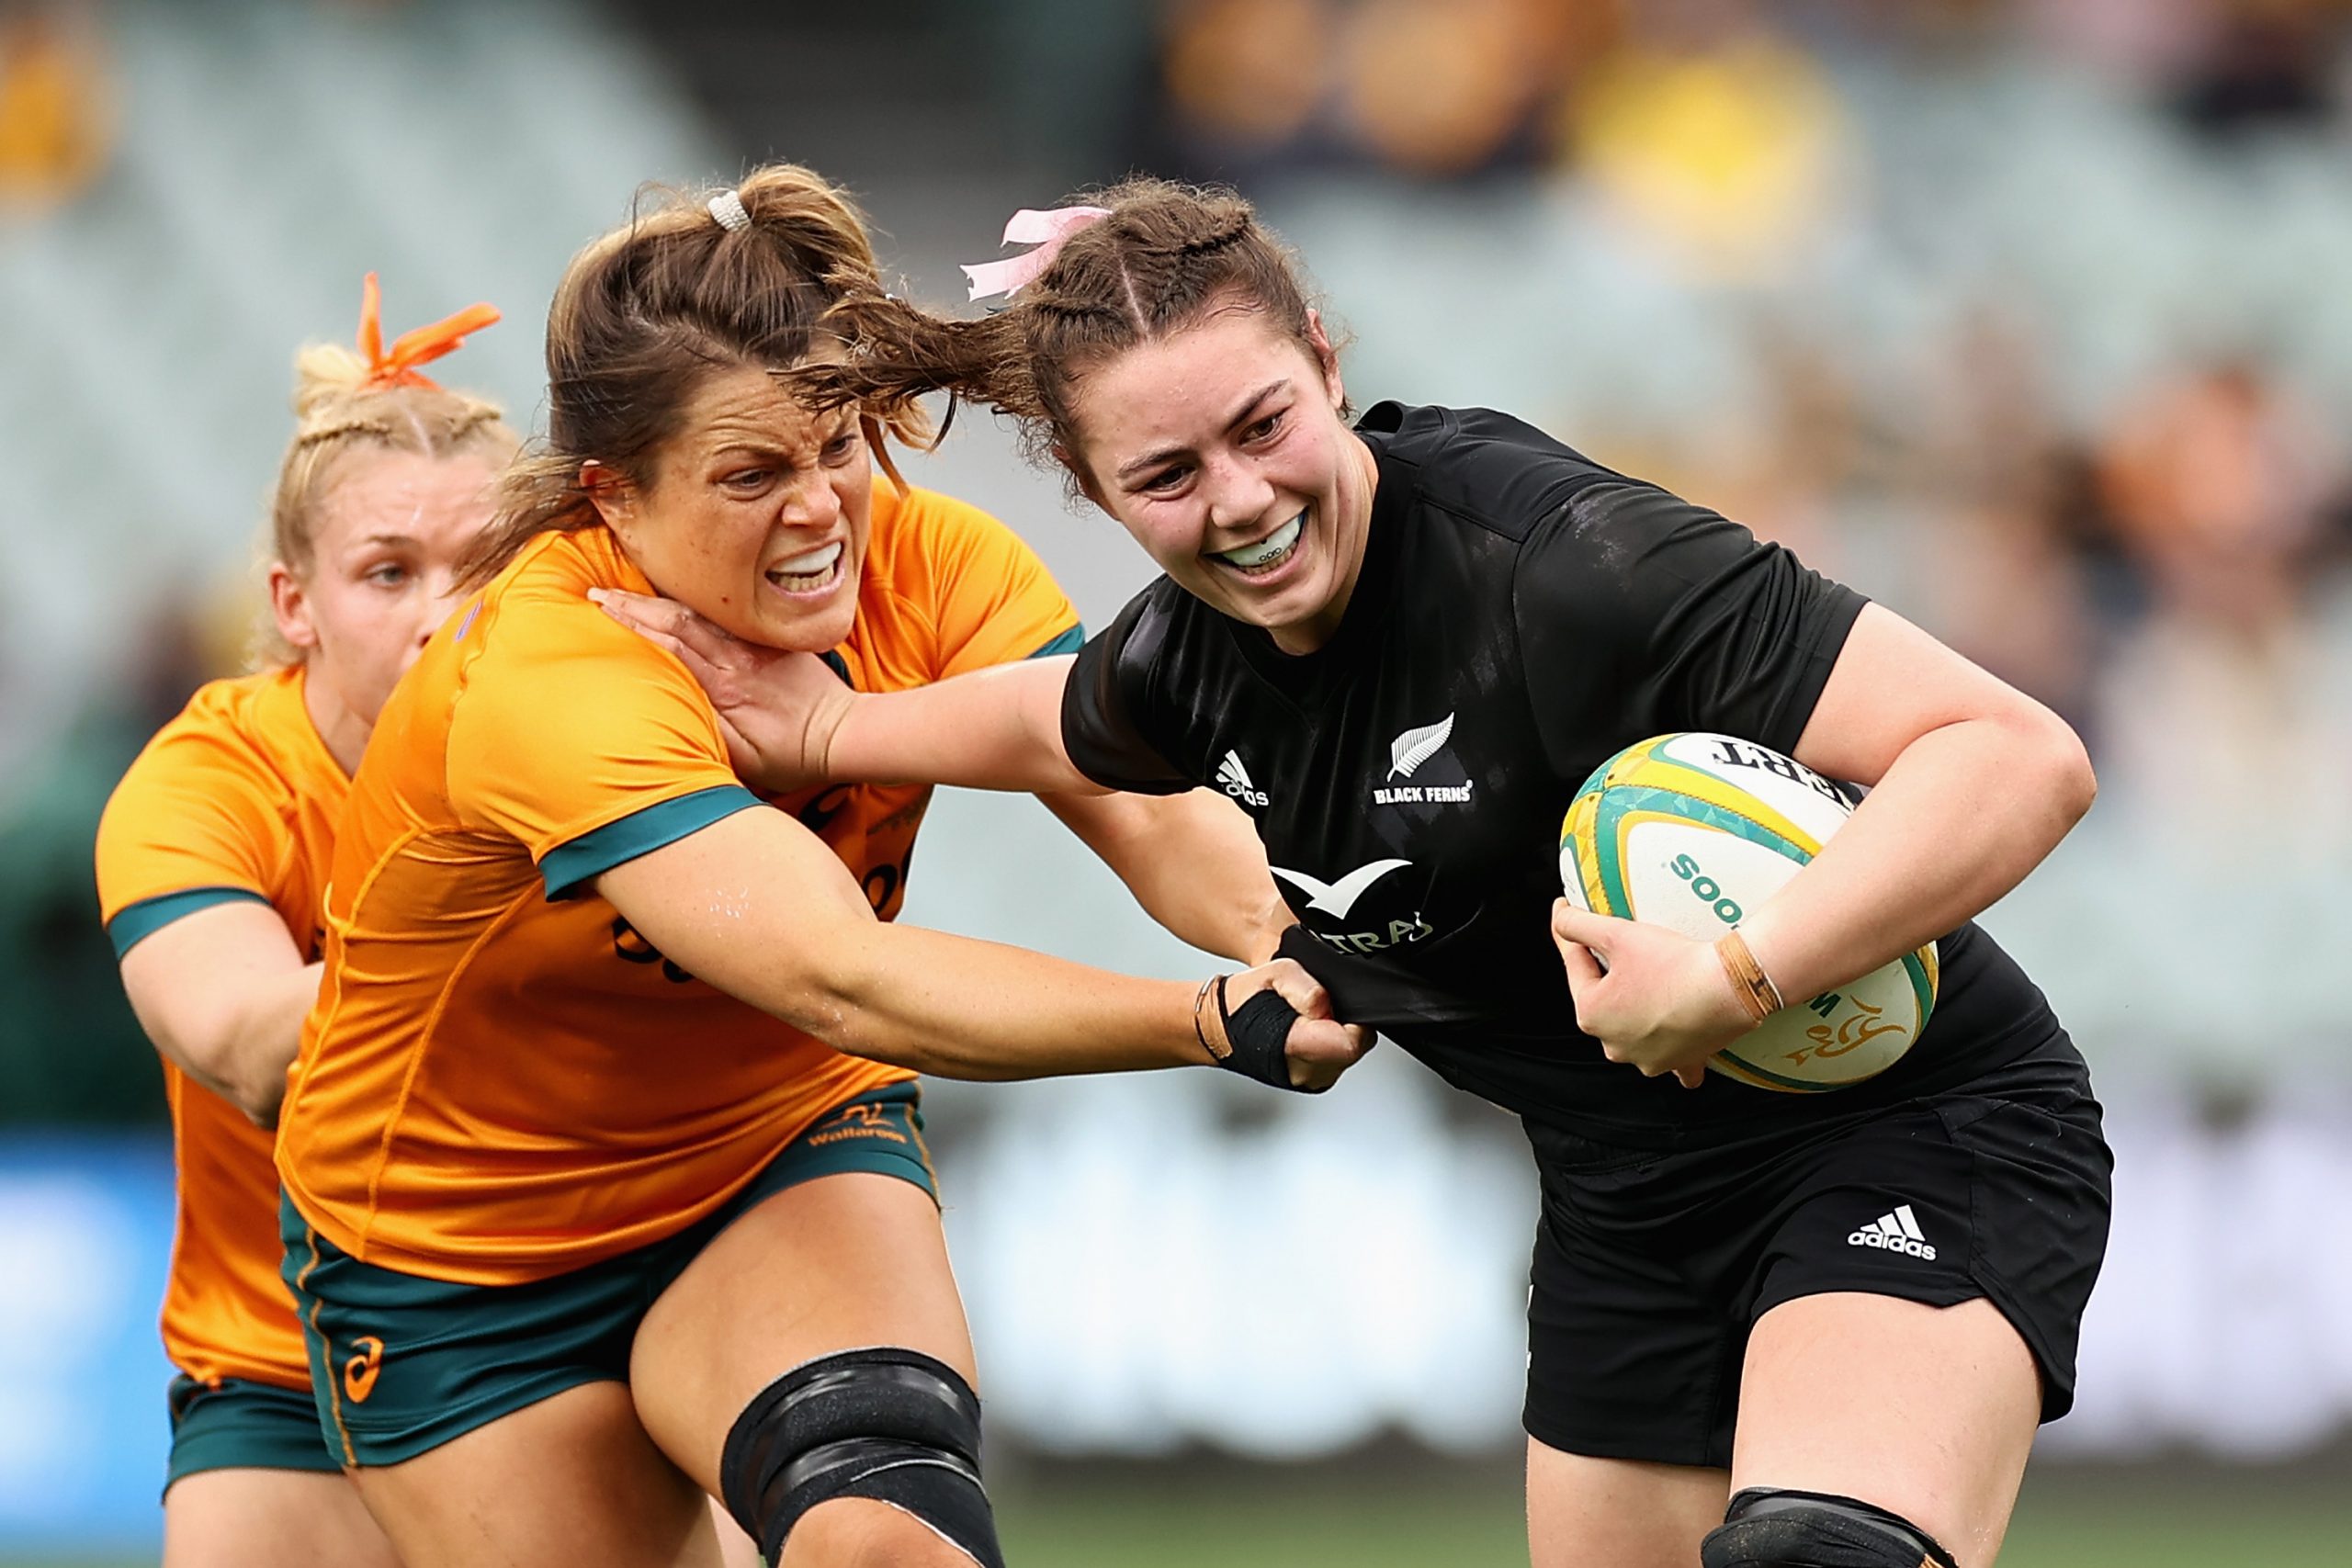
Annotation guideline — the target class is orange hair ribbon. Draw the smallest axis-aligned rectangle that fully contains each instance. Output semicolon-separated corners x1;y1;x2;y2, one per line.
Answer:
356;272;501;389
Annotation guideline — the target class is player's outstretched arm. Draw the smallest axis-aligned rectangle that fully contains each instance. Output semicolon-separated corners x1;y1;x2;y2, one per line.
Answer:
116;903;321;1124
592;591;1294;986
823;653;1091;794
1041;788;1294;964
592;586;1092;795
596;805;1364;1088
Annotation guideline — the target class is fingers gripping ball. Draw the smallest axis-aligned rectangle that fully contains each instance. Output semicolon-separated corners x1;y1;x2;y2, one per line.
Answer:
1559;733;1938;1092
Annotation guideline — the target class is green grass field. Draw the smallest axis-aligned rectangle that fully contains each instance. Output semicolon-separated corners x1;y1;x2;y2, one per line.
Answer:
989;1468;2352;1568
12;1467;2346;1566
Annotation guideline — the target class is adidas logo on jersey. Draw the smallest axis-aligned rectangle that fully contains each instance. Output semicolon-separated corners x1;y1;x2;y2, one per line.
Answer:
1848;1203;1938;1261
1373;713;1473;806
1216;750;1269;807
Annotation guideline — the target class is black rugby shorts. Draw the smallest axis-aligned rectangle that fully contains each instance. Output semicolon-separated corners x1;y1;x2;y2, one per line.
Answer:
1521;1034;2110;1469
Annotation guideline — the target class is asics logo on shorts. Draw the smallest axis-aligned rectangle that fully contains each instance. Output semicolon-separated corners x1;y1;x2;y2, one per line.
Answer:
344;1336;385;1403
1848;1203;1938;1261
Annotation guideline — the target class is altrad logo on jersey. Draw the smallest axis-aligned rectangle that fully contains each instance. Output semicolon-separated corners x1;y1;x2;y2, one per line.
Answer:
1271;858;1435;953
1373;713;1472;807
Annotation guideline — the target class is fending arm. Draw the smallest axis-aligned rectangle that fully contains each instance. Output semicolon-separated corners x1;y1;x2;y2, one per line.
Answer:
589;585;1098;796
824;655;1097;795
596;806;1358;1086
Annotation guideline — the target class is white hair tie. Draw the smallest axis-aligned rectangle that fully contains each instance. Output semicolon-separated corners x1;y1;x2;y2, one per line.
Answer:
708;190;752;232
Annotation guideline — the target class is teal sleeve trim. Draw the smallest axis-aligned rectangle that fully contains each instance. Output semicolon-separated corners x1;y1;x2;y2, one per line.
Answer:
1027;624;1085;659
108;886;273;959
541;784;763;900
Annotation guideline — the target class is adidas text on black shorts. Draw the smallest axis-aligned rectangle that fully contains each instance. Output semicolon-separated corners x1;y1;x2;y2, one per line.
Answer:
1521;1032;2111;1470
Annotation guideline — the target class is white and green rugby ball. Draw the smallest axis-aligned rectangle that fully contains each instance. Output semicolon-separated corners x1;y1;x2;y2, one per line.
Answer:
1558;732;1938;1091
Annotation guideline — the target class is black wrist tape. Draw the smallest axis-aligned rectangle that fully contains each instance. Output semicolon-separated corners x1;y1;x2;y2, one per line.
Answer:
1216;988;1309;1091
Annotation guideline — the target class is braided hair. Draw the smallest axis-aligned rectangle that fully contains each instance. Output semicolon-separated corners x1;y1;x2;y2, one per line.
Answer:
799;178;1341;493
257;339;514;666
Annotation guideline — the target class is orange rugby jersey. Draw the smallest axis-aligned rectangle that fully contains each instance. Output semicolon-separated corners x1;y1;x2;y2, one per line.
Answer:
95;665;345;1392
277;479;1081;1284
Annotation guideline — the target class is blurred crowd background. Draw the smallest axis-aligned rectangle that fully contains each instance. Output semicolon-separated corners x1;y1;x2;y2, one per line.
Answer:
3;1;2350;1562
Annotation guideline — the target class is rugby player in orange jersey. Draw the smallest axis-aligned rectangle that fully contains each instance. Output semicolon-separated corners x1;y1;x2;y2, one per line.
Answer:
270;165;1364;1568
95;277;506;1568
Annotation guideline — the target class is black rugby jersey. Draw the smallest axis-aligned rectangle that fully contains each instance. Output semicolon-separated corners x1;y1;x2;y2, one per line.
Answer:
1064;401;2065;1142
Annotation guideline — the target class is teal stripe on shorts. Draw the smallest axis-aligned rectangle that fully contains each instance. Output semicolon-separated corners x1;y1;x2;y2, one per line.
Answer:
280;1081;934;1467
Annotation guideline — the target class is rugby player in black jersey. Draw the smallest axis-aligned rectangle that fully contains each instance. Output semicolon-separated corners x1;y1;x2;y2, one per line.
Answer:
596;181;2112;1568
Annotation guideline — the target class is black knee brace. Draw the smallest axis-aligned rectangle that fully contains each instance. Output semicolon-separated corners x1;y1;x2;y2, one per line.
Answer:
1700;1487;1960;1568
719;1347;1001;1568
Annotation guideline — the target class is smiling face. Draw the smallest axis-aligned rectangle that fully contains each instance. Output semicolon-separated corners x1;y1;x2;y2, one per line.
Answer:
1069;301;1378;655
271;446;502;758
593;363;872;652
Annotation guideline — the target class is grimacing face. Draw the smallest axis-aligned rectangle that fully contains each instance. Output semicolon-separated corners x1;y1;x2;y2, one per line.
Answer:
1069;303;1379;655
271;446;502;761
592;363;873;654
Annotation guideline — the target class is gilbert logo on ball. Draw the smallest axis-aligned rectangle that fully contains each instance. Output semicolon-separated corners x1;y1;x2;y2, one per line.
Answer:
1559;733;1939;1091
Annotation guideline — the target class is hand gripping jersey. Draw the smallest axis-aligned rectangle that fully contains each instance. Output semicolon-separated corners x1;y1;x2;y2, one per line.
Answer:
1063;402;2064;1142
95;666;345;1392
277;480;1080;1283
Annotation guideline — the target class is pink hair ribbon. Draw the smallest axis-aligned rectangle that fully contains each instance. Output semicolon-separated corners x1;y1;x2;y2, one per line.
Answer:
356;272;502;389
958;205;1112;300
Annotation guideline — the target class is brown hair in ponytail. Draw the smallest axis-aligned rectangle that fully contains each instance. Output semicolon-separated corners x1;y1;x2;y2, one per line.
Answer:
461;163;925;586
799;178;1340;491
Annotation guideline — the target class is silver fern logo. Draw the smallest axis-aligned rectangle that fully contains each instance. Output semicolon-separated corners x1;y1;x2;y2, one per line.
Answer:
1387;713;1455;779
1374;712;1472;807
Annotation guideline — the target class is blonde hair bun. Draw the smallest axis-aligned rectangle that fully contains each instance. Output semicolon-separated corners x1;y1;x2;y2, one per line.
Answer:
254;281;516;668
289;341;374;422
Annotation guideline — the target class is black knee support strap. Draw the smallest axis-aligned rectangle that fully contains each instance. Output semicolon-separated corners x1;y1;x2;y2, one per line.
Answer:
719;1347;1001;1568
1701;1487;1960;1568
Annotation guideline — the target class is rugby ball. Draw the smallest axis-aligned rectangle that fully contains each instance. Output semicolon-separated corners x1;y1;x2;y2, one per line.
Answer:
1558;732;1938;1091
